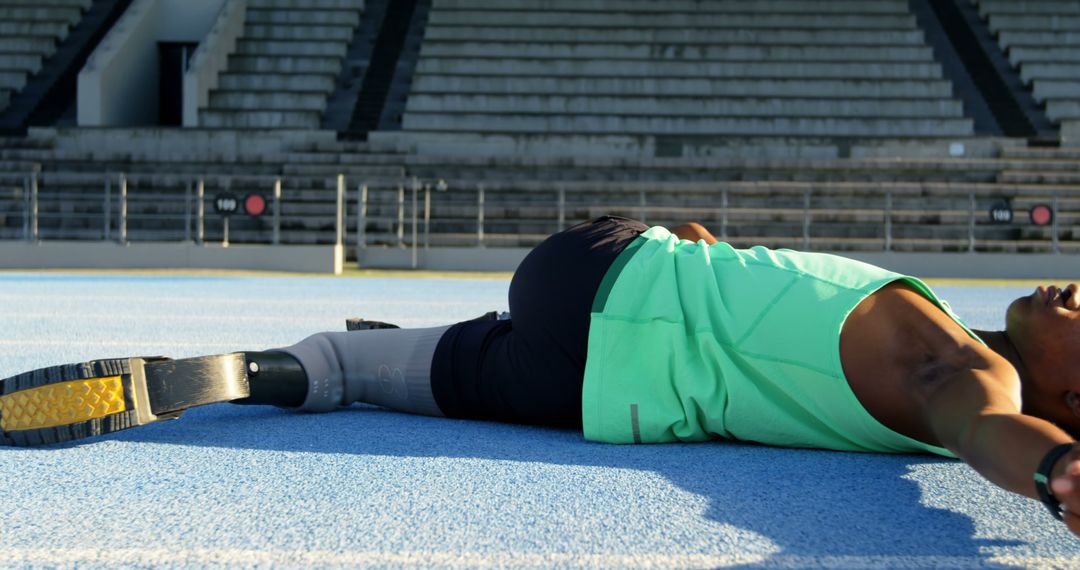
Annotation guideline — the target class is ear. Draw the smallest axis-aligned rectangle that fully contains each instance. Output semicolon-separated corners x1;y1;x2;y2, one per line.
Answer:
1066;392;1080;418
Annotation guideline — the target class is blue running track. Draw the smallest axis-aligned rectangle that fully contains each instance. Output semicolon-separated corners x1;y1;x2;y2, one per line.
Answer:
0;271;1077;568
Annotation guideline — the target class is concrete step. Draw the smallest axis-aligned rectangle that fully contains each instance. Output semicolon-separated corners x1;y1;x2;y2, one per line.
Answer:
420;41;934;62
406;94;965;118
999;170;1080;184
0;54;43;75
0;72;27;91
0;21;69;38
1021;63;1080;83
245;8;360;27
988;14;1080;32
435;0;910;13
979;1;1080;16
4;0;91;7
0;36;57;57
200;110;322;129
282;164;407;178
1;6;83;25
400;113;975;137
235;39;348;58
247;0;364;8
1008;46;1080;66
374;130;975;156
410;76;956;98
227;55;342;74
423;25;927;46
1044;100;1080;122
208;91;327;111
217;72;335;92
1001;146;1080;160
428;11;918;30
414;59;943;79
997;31;1080;49
1032;79;1080;103
243;24;354;41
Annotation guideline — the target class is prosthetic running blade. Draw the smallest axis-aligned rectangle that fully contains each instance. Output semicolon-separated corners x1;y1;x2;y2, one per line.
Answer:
0;354;250;446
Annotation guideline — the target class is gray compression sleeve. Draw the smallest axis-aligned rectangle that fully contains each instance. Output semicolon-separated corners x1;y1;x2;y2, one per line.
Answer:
276;325;451;416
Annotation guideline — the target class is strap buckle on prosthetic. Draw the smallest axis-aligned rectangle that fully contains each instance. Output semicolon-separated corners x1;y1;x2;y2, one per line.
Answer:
138;354;251;419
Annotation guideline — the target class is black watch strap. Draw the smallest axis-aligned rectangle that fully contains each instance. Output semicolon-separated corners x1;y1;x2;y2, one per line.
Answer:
1034;442;1078;521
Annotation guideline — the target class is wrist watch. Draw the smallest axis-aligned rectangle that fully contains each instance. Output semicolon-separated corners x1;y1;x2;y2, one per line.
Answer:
1034;442;1078;521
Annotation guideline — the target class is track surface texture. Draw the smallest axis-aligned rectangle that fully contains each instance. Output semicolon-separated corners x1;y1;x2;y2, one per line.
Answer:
0;271;1078;569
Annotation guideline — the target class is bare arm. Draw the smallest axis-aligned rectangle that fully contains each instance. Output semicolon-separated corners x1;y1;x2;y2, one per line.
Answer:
669;222;719;244
919;360;1080;534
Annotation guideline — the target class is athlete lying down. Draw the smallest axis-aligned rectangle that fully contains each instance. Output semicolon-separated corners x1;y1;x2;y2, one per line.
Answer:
3;216;1080;537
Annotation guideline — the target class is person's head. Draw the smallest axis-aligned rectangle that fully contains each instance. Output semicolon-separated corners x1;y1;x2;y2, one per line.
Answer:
1006;283;1080;433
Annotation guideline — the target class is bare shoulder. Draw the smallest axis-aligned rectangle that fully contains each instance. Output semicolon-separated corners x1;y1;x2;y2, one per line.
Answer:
840;282;1020;446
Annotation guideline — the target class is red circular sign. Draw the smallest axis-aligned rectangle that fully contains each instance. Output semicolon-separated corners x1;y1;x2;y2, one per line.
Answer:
1030;204;1053;226
244;193;267;217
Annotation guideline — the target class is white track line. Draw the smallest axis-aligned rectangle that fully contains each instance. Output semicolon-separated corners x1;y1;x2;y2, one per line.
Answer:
1;549;1076;569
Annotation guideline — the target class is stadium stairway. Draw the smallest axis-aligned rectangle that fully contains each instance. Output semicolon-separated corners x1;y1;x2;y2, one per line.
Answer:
976;0;1080;133
0;0;87;114
0;0;134;136
198;0;367;129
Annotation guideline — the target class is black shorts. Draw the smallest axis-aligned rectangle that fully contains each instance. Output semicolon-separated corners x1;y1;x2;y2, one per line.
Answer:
430;216;650;428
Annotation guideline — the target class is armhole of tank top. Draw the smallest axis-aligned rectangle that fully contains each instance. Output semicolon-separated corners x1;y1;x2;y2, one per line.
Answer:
836;276;962;458
895;276;987;348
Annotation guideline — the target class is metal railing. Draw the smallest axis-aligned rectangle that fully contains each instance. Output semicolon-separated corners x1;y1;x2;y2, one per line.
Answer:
3;171;1077;262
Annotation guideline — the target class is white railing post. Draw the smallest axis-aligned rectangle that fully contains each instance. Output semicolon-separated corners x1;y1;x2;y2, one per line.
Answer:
411;176;419;269
557;185;565;232
22;175;29;241
720;186;728;241
357;183;367;254
184;180;192;242
802;187;811;250
1052;194;1060;254
884;188;892;252
968;190;976;253
477;183;485;246
30;171;38;242
273;177;282;245
336;174;345;249
424;183;431;250
396;183;405;247
197;177;205;244
104;176;112;240
119;172;127;245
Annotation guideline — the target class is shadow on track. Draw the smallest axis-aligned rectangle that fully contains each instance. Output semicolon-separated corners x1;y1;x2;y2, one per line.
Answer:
110;403;1029;566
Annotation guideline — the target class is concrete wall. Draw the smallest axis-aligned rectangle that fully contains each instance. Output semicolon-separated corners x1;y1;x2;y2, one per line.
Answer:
78;0;226;127
0;241;344;274
358;246;1080;279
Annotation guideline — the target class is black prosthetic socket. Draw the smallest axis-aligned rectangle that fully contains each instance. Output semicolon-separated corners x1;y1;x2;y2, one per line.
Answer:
231;351;308;408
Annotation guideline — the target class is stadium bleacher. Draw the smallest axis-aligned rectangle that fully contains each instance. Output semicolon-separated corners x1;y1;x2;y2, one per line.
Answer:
0;0;91;114
372;0;974;157
0;0;1078;264
978;0;1080;125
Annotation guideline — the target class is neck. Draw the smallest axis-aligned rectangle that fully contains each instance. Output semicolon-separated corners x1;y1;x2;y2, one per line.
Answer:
975;328;1031;384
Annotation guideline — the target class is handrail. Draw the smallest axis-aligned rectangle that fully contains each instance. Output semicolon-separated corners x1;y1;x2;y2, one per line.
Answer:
0;170;1075;256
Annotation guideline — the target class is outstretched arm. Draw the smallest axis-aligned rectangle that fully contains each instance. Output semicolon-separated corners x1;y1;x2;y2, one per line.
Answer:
918;361;1080;535
669;222;719;244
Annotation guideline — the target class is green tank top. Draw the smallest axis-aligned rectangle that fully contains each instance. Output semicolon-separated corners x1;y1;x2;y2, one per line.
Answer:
581;226;982;457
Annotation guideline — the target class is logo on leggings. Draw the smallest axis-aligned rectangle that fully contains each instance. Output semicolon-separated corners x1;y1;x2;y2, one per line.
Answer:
377;364;407;396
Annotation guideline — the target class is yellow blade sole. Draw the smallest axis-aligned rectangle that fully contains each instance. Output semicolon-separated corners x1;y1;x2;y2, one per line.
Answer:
0;376;127;432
